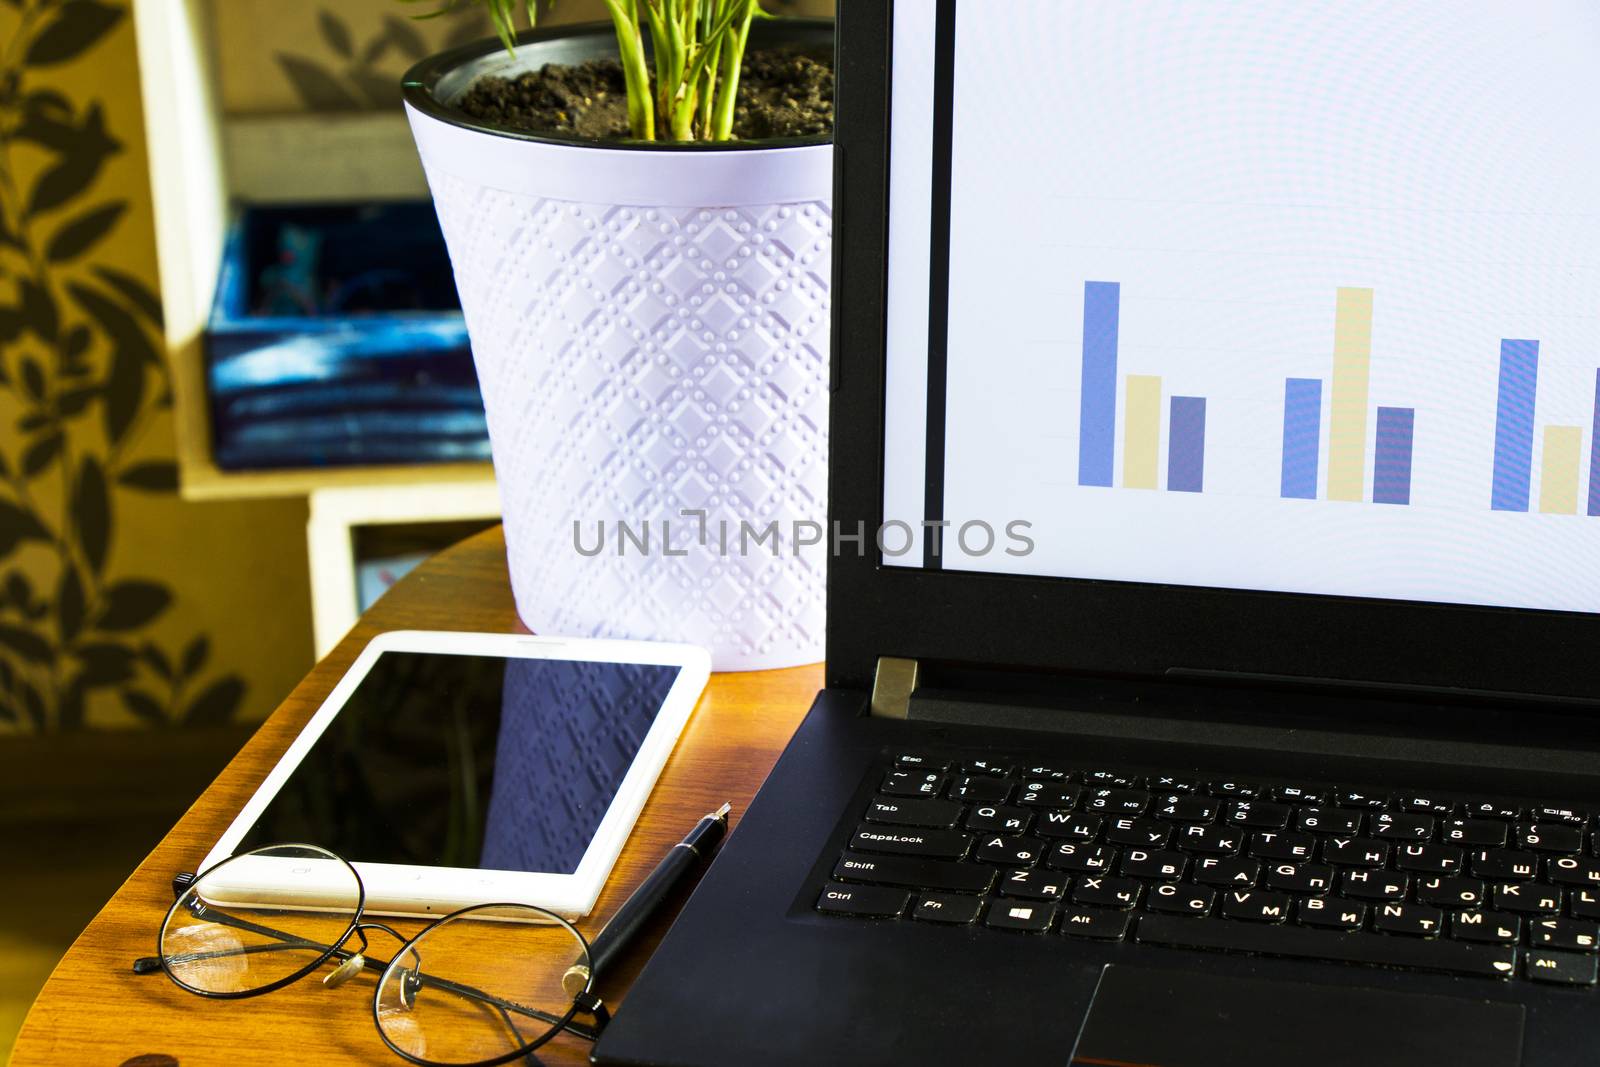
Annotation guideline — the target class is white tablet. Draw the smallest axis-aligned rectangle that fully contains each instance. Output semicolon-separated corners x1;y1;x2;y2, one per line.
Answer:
204;631;711;919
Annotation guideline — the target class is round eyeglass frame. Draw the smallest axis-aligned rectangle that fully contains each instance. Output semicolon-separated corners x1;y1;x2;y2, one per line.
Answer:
150;843;603;1067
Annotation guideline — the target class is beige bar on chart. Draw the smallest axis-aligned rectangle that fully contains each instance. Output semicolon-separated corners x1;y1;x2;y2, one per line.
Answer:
1123;375;1162;490
1539;426;1582;515
1328;287;1374;502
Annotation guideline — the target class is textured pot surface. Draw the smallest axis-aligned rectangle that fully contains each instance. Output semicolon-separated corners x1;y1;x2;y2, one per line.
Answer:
405;21;832;670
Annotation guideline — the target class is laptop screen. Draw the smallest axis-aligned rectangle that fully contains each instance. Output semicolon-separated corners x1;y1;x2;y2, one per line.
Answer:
881;1;1600;617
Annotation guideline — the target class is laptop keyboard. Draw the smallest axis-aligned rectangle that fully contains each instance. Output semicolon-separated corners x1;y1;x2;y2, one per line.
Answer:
814;751;1600;986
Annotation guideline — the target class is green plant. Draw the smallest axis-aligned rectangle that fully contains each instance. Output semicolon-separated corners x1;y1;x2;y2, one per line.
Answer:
407;0;775;142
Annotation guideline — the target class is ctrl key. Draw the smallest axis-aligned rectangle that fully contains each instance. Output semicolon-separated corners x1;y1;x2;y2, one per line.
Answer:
816;882;907;918
1524;950;1598;986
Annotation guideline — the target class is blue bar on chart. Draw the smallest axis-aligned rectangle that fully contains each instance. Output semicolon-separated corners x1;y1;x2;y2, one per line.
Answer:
1280;378;1322;499
1589;370;1600;518
1490;339;1540;512
1078;281;1120;487
1167;396;1206;493
1373;407;1415;505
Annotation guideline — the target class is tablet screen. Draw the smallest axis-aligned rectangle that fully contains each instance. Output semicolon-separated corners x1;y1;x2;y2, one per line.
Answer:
235;651;682;876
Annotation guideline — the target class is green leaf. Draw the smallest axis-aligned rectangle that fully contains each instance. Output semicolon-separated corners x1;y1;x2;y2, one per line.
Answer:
90;266;162;326
139;641;173;680
184;676;246;727
0;623;52;663
276;54;363;111
45;201;126;262
119;461;178;492
0;500;52;559
180;634;209;678
25;1;125;67
319;11;355;58
56;565;85;643
120;688;166;727
22;432;63;478
71;456;111;574
73;641;135;685
95;580;171;631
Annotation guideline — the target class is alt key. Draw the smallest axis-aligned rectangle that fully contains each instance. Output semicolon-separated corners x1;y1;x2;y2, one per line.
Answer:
1524;951;1598;985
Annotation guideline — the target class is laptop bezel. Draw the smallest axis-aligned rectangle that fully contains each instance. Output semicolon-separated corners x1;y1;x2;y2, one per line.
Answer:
825;0;1600;706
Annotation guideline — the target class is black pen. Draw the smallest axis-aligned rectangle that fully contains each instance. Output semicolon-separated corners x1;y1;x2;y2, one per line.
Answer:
562;802;733;995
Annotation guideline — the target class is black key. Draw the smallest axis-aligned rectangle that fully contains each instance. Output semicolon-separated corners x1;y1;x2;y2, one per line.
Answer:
1297;897;1366;931
1322;837;1388;868
1265;862;1334;895
1440;818;1507;848
1249;831;1316;863
850;826;972;860
1020;764;1070;782
1153;794;1217;823
1493;883;1562;915
1472;848;1538;880
1083;770;1140;789
1059;906;1132;940
1036;810;1101;840
974;835;1044;868
1393;843;1463;874
1137;915;1517;978
894;752;949;771
1340;870;1409;902
864;797;963;829
1073;875;1141;909
1227;800;1291;830
1084;788;1148;815
1272;784;1328;805
1296;808;1361;835
1460;800;1520;821
817;882;906;917
1548;856;1600;887
1397;794;1453;815
912;892;982;924
999;868;1068;901
1047;842;1117;874
1193;857;1259;888
1104;816;1171;848
1516;823;1583;854
950;776;1011;804
881;770;944;798
1175;824;1242;856
1574;888;1600;919
1208;780;1263;799
1146;883;1215;916
1525;951;1597;985
832;852;995;894
1371;811;1434;841
1219;889;1292;923
964;805;1031;834
1372;902;1444;937
1415;875;1487;910
1335;789;1387;810
1451;911;1520;944
985;900;1056;933
1119;848;1186;881
1016;783;1080;809
1149;775;1198;794
1531;917;1600;952
1532;806;1586;827
962;757;1011;777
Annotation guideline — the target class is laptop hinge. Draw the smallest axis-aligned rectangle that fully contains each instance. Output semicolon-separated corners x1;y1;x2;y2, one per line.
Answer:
870;657;921;719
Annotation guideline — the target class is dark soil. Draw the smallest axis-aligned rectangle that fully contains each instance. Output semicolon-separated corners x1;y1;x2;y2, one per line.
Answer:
456;46;832;141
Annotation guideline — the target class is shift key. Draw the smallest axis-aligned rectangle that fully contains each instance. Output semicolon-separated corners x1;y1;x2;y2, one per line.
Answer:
833;851;996;893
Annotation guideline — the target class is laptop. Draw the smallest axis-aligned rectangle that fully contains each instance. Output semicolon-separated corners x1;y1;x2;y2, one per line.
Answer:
594;2;1600;1064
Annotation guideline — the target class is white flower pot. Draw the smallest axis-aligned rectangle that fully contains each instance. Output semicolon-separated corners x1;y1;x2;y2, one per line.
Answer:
404;21;832;670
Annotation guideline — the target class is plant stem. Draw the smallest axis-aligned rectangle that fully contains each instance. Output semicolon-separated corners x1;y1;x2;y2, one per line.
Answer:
602;0;655;138
711;0;754;140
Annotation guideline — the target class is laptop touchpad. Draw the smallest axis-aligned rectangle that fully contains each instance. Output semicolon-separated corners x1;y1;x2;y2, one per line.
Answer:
1070;965;1524;1067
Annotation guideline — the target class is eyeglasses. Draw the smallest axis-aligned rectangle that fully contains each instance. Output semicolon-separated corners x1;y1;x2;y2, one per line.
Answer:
132;843;608;1067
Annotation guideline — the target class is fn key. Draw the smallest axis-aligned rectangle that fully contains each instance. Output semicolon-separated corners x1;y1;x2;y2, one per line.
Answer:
816;883;906;918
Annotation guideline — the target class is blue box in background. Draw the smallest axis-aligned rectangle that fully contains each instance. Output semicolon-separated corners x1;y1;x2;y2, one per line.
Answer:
205;202;490;470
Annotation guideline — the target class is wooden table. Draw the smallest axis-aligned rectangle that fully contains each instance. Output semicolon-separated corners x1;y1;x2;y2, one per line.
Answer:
11;527;821;1067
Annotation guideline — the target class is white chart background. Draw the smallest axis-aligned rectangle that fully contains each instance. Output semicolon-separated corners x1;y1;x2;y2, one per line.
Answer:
884;0;1600;614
